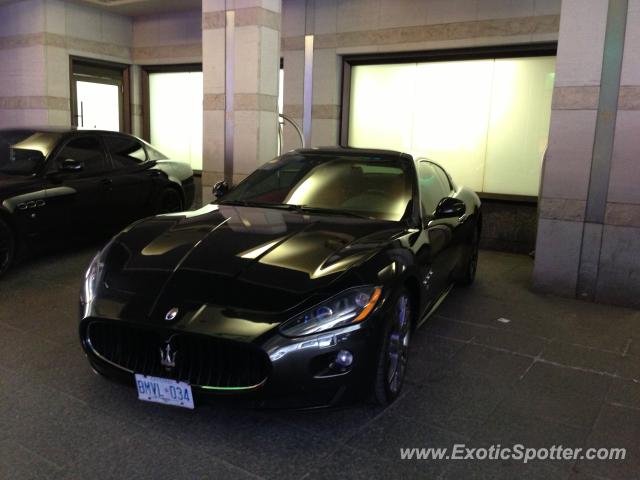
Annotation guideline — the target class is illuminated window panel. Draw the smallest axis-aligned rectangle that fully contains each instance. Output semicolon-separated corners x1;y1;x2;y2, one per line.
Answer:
348;63;416;153
149;71;203;171
278;67;284;115
412;60;494;193
348;56;556;196
76;81;120;131
483;57;555;196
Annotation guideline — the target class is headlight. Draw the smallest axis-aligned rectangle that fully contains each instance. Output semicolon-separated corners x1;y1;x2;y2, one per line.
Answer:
280;286;382;337
80;245;108;308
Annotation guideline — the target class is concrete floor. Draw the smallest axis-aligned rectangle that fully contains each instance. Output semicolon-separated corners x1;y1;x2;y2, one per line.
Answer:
0;246;639;480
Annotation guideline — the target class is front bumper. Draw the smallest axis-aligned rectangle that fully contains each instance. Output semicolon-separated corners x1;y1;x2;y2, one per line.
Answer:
80;313;385;409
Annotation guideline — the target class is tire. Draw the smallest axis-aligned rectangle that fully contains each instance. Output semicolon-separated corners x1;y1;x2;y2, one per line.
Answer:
0;218;15;279
455;225;479;286
372;288;412;406
156;187;183;214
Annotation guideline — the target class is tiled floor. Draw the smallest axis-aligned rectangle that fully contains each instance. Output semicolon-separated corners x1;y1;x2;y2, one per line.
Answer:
0;248;638;480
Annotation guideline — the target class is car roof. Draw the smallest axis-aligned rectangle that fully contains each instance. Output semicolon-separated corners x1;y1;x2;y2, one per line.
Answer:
288;146;414;160
0;126;139;139
0;126;71;134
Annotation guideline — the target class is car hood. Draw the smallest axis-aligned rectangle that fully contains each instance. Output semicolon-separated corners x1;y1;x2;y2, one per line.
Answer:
95;204;405;341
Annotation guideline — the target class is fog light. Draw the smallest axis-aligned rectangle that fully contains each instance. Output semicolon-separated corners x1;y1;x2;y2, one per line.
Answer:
335;350;353;367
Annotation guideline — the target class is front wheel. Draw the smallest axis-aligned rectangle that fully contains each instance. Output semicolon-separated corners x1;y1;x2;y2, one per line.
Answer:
372;288;412;406
0;218;15;279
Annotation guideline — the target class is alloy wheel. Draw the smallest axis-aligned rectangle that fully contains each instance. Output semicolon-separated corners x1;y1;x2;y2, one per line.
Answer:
386;294;411;394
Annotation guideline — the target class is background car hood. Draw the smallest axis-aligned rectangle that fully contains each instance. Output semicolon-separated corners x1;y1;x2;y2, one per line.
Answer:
98;204;405;340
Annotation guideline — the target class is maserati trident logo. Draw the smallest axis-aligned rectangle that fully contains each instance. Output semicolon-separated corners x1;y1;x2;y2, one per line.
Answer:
165;307;179;321
159;341;177;369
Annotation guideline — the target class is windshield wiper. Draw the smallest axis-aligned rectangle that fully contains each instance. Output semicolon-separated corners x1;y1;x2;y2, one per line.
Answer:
218;200;374;219
217;200;295;210
287;205;374;220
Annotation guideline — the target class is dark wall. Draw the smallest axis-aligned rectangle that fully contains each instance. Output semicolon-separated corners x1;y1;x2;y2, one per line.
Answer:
192;174;203;210
479;199;538;254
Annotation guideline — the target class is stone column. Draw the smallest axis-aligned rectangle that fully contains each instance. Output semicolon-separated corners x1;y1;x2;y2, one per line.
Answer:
201;0;227;202
533;0;610;296
0;0;52;128
533;0;640;308
596;0;640;307
281;0;305;152
201;0;281;203
280;0;340;151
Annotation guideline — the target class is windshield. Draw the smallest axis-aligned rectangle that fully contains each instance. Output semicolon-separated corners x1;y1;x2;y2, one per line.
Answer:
141;140;167;161
220;153;414;221
0;130;61;176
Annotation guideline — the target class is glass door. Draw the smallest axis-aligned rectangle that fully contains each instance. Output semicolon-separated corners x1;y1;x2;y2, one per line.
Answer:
75;80;121;131
70;58;128;133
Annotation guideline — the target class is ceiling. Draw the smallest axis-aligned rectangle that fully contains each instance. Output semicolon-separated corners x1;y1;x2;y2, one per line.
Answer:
79;0;201;15
0;0;202;16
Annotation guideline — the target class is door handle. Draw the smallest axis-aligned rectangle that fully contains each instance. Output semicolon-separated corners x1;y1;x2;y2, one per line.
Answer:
74;100;84;128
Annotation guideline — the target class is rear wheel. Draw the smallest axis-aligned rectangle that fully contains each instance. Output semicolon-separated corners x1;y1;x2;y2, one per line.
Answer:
372;288;412;406
456;226;479;286
156;187;183;214
0;218;15;278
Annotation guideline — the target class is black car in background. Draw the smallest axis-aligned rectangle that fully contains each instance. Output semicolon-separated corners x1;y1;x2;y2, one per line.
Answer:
79;147;481;408
0;128;194;277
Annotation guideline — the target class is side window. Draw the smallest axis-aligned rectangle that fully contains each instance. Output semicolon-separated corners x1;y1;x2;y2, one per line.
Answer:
105;135;147;168
55;137;110;174
417;162;447;217
431;163;453;196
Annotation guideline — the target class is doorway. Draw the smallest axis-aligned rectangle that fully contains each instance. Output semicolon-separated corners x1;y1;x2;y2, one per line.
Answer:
142;64;203;172
70;58;130;132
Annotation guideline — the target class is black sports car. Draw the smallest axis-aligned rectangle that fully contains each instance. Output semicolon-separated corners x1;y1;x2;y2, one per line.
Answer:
79;147;481;408
0;128;195;277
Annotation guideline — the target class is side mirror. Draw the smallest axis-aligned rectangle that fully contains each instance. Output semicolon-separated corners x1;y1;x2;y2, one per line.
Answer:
212;180;230;199
435;197;466;218
59;158;83;172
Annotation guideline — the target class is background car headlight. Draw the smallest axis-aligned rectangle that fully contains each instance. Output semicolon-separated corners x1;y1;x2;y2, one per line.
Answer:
80;245;108;309
280;286;382;337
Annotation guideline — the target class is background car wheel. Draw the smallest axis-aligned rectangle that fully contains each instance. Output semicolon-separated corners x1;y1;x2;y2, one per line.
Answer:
156;187;183;214
456;226;479;286
372;288;412;406
0;218;15;278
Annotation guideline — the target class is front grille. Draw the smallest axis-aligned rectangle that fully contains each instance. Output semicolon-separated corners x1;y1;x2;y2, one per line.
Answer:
86;321;270;390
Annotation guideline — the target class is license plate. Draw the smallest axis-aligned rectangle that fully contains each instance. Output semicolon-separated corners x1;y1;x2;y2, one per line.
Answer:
135;374;194;410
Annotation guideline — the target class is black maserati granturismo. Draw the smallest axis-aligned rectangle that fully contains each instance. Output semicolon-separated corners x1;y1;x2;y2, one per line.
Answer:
79;147;481;409
0;128;194;277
